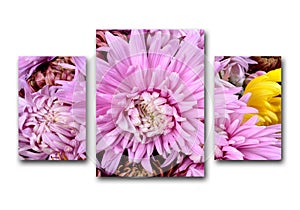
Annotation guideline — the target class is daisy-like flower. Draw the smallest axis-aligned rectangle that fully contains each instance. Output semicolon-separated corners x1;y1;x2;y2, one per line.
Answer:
18;56;86;160
96;29;205;176
243;68;281;126
215;56;257;87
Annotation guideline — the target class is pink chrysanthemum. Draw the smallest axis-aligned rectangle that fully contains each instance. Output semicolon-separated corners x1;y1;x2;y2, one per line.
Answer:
18;56;86;160
96;29;205;176
215;114;281;160
19;86;85;160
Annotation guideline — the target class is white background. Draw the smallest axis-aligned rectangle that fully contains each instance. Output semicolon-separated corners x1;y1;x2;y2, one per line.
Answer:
0;0;298;209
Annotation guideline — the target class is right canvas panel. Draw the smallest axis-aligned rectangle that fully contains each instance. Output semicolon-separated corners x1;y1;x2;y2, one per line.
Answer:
214;56;282;160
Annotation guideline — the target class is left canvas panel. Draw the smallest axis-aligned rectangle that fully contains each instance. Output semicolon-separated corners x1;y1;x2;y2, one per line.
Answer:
18;56;86;160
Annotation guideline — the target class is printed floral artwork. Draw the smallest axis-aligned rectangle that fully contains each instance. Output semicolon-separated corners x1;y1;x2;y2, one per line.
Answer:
214;56;282;160
18;56;86;160
96;30;205;177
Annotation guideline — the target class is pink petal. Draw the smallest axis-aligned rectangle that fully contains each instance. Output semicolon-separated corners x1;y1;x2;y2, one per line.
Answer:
141;158;153;173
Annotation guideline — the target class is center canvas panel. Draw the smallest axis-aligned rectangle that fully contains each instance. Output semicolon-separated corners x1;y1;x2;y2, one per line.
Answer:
96;30;205;177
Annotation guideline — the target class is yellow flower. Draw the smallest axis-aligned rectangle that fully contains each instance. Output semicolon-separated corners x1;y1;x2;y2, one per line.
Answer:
243;68;281;125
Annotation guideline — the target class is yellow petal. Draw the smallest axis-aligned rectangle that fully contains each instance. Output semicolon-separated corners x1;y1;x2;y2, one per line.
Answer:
266;68;281;82
243;68;281;126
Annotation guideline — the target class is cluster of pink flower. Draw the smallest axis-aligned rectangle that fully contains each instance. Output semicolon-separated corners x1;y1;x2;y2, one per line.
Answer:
96;30;205;177
214;56;282;160
18;56;86;160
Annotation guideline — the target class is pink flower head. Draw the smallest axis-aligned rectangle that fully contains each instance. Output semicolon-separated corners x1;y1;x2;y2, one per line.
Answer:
215;115;281;160
18;56;86;160
96;29;205;176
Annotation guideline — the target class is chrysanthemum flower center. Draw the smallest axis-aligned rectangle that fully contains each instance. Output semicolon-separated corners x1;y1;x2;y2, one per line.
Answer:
127;91;174;140
31;100;59;130
24;95;79;145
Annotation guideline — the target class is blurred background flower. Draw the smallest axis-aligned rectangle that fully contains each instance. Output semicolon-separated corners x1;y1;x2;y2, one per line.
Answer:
97;152;204;177
248;56;281;73
215;56;257;87
26;57;76;92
